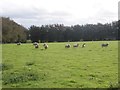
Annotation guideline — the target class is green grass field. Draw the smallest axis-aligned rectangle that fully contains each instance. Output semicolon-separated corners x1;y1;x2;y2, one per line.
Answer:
2;41;118;88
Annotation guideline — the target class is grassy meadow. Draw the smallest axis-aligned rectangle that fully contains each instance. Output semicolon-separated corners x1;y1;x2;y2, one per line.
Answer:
2;41;118;88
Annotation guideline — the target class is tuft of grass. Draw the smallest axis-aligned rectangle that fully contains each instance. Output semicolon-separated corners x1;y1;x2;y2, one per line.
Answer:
69;80;77;83
88;73;97;77
109;82;119;88
25;61;35;66
0;63;13;71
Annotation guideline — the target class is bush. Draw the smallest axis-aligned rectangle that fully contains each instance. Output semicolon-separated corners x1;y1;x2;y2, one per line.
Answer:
26;40;32;43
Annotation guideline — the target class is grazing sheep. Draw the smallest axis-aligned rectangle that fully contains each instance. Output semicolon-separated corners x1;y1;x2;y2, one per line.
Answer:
82;43;86;48
73;43;79;47
33;42;39;48
43;43;48;49
34;44;39;48
65;44;71;48
17;42;21;45
101;43;109;47
33;42;38;45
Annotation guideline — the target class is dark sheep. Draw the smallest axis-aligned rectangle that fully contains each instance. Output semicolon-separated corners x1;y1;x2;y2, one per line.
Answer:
101;43;109;47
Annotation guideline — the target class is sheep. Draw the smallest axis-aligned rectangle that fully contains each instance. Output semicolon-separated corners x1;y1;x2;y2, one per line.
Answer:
17;42;21;45
101;43;109;47
73;43;79;47
43;43;48;49
82;43;86;48
33;42;38;45
33;42;39;48
65;44;71;48
34;44;39;48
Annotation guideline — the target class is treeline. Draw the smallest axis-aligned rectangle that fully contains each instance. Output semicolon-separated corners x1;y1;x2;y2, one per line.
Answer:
29;22;118;42
2;17;119;43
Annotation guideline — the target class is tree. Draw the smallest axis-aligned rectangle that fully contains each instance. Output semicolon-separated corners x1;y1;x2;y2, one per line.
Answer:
2;17;28;43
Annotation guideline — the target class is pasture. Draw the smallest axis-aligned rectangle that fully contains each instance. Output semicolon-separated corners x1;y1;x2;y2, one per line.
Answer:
2;41;118;88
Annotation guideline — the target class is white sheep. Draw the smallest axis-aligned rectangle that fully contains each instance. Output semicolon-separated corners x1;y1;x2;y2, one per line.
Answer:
33;42;39;48
43;43;48;49
33;42;38;45
17;42;21;45
73;43;79;47
35;44;39;48
65;44;71;48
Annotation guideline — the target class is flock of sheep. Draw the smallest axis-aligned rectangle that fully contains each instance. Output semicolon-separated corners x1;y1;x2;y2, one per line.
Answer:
17;42;48;49
17;42;109;49
33;42;48;49
65;43;109;48
65;43;86;48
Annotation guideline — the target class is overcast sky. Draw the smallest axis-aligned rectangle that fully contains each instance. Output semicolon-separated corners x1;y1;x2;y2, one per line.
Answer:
0;0;119;28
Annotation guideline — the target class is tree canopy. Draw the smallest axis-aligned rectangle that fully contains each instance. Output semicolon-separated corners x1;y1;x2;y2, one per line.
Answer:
2;17;28;43
29;22;118;42
2;17;119;43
